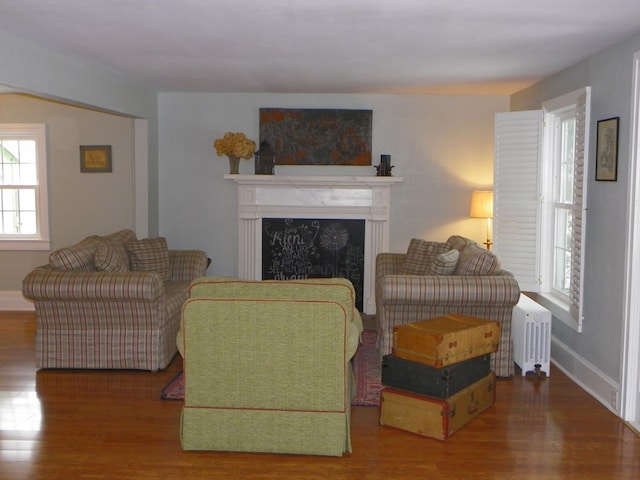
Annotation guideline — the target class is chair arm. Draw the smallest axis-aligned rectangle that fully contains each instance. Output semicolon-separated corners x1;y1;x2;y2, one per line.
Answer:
22;267;164;302
169;250;209;283
380;274;521;307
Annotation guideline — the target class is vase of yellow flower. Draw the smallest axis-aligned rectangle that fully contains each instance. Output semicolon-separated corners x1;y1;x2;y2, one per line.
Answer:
213;132;256;174
227;155;240;174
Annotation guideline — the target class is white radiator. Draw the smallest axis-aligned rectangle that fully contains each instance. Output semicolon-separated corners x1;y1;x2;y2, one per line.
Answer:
512;294;552;377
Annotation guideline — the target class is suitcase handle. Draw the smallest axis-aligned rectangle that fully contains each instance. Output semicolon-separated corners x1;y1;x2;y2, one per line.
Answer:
467;393;479;414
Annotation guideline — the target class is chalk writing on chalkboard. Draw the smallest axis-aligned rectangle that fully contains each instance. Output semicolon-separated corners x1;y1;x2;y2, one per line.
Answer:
262;218;365;311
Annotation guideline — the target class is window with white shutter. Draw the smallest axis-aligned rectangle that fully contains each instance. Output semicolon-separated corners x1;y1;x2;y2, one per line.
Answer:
494;87;590;332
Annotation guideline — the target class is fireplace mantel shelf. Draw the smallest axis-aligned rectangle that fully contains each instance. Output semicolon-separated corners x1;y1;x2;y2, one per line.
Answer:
224;174;403;187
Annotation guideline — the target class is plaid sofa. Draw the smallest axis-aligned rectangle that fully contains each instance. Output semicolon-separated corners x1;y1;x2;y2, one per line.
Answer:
180;277;362;456
22;229;208;371
375;235;520;377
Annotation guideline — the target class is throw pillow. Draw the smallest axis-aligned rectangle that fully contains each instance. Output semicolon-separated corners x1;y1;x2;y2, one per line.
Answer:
49;235;102;271
427;249;459;275
126;237;171;281
103;229;137;246
94;240;130;273
455;243;501;275
400;239;451;275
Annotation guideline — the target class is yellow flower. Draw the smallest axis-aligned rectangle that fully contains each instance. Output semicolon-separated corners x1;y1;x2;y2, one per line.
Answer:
213;132;256;160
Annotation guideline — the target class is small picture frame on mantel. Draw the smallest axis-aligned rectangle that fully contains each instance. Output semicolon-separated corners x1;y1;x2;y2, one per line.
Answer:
80;145;112;173
595;117;619;182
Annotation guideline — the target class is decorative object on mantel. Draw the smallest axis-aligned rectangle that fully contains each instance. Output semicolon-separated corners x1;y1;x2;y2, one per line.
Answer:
375;154;394;176
259;108;372;166
254;141;275;175
213;132;256;174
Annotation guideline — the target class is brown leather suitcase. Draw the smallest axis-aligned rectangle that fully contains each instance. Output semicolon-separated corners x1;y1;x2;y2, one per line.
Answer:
379;372;496;440
392;314;500;368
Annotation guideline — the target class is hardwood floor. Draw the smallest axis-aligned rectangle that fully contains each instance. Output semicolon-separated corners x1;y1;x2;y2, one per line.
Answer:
1;312;639;480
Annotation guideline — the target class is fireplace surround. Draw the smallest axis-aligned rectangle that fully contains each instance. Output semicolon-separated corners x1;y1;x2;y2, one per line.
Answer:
225;174;403;313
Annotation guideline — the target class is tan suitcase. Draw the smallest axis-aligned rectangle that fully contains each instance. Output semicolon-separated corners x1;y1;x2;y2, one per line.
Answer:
379;372;496;440
392;314;500;368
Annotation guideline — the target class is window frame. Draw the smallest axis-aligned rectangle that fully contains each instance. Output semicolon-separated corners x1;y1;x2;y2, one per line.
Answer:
540;88;590;332
0;123;50;251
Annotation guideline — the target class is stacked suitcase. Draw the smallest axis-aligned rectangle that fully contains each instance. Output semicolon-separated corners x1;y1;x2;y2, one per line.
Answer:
379;313;500;440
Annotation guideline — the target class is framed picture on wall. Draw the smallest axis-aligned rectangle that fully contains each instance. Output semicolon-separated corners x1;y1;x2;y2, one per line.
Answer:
259;108;372;166
595;117;619;181
80;145;112;173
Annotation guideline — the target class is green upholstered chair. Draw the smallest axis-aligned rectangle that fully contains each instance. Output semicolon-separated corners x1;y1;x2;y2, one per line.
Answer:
179;277;362;456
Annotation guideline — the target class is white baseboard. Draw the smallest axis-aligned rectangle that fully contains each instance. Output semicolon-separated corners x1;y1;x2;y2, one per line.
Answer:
551;334;619;415
0;291;34;311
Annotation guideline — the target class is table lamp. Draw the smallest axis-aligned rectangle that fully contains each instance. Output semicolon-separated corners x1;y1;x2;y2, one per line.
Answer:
469;190;493;250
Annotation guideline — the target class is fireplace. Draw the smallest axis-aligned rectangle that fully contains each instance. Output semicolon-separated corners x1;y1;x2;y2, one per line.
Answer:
225;174;403;313
262;217;366;310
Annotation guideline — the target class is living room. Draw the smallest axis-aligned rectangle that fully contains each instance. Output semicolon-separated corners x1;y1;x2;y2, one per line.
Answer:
1;3;640;471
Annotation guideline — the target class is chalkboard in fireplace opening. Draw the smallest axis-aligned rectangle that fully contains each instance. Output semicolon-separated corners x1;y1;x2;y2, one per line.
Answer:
262;218;365;311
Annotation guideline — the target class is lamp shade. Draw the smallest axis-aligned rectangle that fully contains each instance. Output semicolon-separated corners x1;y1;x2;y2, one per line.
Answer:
469;191;493;219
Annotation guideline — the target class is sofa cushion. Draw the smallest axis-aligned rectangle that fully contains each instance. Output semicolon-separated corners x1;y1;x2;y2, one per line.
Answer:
127;237;171;281
49;235;102;271
400;239;451;275
427;249;459;275
455;242;501;275
94;240;130;272
103;229;137;246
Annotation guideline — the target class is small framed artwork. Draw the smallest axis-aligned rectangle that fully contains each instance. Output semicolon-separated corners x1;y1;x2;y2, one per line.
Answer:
80;145;112;173
595;117;619;181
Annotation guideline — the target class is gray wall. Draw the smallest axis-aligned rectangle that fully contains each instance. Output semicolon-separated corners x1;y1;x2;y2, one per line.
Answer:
158;93;508;278
511;32;640;381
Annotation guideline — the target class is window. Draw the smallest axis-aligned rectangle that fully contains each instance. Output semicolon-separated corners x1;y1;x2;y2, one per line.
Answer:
0;124;50;250
494;87;590;332
549;110;576;297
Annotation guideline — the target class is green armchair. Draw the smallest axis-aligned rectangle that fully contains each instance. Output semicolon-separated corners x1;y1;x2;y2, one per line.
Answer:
179;277;363;456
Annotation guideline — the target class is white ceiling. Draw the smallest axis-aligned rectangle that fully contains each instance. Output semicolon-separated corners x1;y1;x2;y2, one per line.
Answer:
2;0;640;95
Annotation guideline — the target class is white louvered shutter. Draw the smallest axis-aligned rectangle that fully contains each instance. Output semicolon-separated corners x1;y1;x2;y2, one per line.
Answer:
569;89;590;328
493;110;543;292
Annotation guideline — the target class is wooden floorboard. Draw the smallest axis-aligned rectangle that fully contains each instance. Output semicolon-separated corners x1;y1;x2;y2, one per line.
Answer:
1;312;639;479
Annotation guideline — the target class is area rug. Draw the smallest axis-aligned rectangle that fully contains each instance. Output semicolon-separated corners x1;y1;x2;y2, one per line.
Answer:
161;330;383;406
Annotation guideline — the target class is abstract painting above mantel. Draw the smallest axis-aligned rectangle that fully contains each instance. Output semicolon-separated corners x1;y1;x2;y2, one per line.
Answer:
259;108;372;166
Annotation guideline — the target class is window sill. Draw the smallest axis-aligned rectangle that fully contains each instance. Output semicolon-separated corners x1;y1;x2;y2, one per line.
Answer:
0;239;51;251
523;291;583;333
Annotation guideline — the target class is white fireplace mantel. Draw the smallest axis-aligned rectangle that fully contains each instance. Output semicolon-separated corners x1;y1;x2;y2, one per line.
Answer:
225;174;403;313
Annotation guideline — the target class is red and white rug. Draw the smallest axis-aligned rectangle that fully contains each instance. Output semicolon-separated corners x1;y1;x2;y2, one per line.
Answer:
351;329;383;406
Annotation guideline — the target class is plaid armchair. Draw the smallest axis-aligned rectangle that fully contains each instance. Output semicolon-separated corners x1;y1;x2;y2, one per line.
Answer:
375;235;520;377
22;230;208;371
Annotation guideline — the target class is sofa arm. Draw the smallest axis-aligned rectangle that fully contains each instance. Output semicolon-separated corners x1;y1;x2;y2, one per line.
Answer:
375;253;406;278
169;250;209;283
22;267;165;302
380;274;521;307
